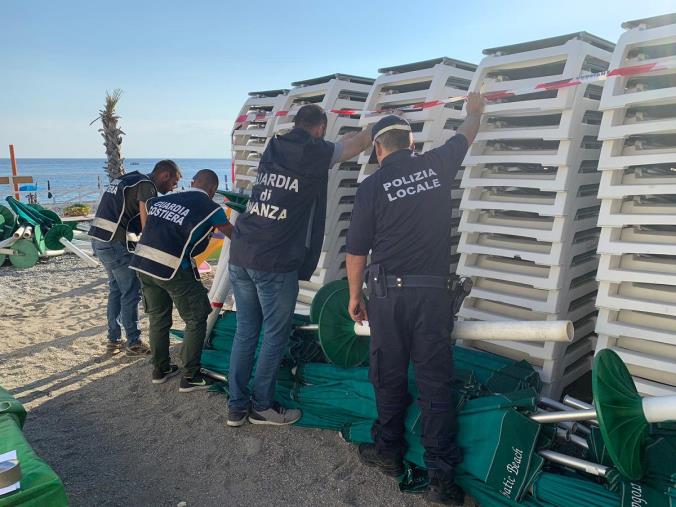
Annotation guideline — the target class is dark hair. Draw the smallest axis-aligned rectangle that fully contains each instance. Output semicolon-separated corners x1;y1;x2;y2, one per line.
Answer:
375;129;411;152
294;104;327;131
192;168;219;189
151;159;182;178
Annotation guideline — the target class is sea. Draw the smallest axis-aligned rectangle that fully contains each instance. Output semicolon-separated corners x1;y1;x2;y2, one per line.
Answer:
0;158;232;205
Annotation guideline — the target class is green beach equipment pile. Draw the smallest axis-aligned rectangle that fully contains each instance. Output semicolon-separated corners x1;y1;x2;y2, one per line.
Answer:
175;281;676;507
0;198;96;269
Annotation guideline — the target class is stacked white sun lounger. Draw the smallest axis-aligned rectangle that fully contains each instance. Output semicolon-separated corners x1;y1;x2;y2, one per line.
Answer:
593;14;676;396
454;33;615;397
232;89;289;193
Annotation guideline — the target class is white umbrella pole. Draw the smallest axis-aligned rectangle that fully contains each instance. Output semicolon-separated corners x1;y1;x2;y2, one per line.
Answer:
59;237;99;267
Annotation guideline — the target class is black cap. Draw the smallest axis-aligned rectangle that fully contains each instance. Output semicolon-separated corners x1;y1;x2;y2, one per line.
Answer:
371;115;411;141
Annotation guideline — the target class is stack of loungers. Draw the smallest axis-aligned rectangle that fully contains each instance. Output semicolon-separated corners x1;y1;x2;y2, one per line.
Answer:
455;33;615;397
593;14;676;396
232;89;289;193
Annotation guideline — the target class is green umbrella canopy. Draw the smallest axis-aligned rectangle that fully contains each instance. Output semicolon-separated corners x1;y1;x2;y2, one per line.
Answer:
6;197;53;227
0;205;16;240
531;472;620;507
317;286;369;368
309;279;349;323
8;239;39;269
592;349;650;481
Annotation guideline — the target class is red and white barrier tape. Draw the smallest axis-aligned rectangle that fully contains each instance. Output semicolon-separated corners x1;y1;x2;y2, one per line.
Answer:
233;57;676;127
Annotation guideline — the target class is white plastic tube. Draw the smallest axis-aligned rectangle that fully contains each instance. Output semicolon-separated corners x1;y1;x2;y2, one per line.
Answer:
353;320;573;342
0;237;17;249
21;225;33;239
59;238;99;267
642;395;676;423
12;225;26;239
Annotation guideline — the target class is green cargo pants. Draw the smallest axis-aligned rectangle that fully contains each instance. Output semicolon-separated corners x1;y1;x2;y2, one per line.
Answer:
139;269;212;378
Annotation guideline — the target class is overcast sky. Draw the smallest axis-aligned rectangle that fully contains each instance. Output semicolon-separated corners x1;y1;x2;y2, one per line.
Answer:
1;0;672;158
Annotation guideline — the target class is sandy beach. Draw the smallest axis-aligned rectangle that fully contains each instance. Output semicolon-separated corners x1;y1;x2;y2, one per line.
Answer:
0;254;467;507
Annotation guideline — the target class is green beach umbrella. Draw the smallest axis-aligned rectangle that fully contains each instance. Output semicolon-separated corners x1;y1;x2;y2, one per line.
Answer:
8;239;39;269
317;285;369;368
0;205;15;240
309;279;348;323
531;472;620;507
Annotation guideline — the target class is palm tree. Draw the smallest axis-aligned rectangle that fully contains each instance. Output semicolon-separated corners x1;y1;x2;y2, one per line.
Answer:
91;89;125;181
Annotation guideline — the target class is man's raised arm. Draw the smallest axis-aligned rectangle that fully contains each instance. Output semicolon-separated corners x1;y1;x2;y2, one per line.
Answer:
456;92;486;145
336;124;374;163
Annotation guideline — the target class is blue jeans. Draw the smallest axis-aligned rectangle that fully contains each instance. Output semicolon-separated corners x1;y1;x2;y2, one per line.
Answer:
228;264;299;412
92;240;142;345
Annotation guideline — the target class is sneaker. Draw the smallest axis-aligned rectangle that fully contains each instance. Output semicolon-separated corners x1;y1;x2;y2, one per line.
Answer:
152;365;180;384
358;443;404;477
226;408;249;427
125;341;151;356
106;340;124;352
424;478;465;506
248;403;301;426
178;373;214;393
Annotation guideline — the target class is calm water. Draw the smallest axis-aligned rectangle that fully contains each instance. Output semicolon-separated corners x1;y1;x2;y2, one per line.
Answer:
0;158;232;204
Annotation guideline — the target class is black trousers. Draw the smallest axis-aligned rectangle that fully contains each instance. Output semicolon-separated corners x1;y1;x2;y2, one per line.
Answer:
367;286;462;482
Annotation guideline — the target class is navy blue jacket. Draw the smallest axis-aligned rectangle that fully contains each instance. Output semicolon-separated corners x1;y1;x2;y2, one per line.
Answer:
229;128;334;280
130;190;222;280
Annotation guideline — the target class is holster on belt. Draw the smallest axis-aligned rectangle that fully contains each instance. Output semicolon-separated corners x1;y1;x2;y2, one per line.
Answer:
366;263;388;298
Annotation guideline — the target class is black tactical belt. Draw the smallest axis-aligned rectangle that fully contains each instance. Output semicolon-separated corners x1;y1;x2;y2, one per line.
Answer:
385;275;451;289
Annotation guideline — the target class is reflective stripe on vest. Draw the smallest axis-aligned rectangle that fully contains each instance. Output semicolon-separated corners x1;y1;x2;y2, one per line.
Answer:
129;191;221;281
133;243;183;269
90;216;118;233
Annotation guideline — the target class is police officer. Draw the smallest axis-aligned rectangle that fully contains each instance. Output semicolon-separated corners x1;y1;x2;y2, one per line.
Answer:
130;169;233;390
345;93;485;505
226;104;374;427
89;160;181;355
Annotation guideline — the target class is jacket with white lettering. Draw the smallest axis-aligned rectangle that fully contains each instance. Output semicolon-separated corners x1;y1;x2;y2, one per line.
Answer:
229;127;334;280
88;171;155;243
129;191;221;280
346;134;469;276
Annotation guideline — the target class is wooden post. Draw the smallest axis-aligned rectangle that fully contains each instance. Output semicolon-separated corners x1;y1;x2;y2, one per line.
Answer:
9;144;20;200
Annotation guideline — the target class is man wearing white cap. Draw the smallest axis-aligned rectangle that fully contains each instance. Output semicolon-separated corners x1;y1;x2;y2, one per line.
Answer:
345;93;485;505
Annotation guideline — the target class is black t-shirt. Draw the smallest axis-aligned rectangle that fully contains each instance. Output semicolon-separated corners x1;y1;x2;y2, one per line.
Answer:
346;134;469;276
229;128;335;274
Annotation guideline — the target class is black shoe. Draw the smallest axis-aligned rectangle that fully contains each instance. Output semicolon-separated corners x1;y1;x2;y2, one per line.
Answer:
424;478;465;506
358;443;404;477
152;365;180;384
178;373;214;392
226;408;249;427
